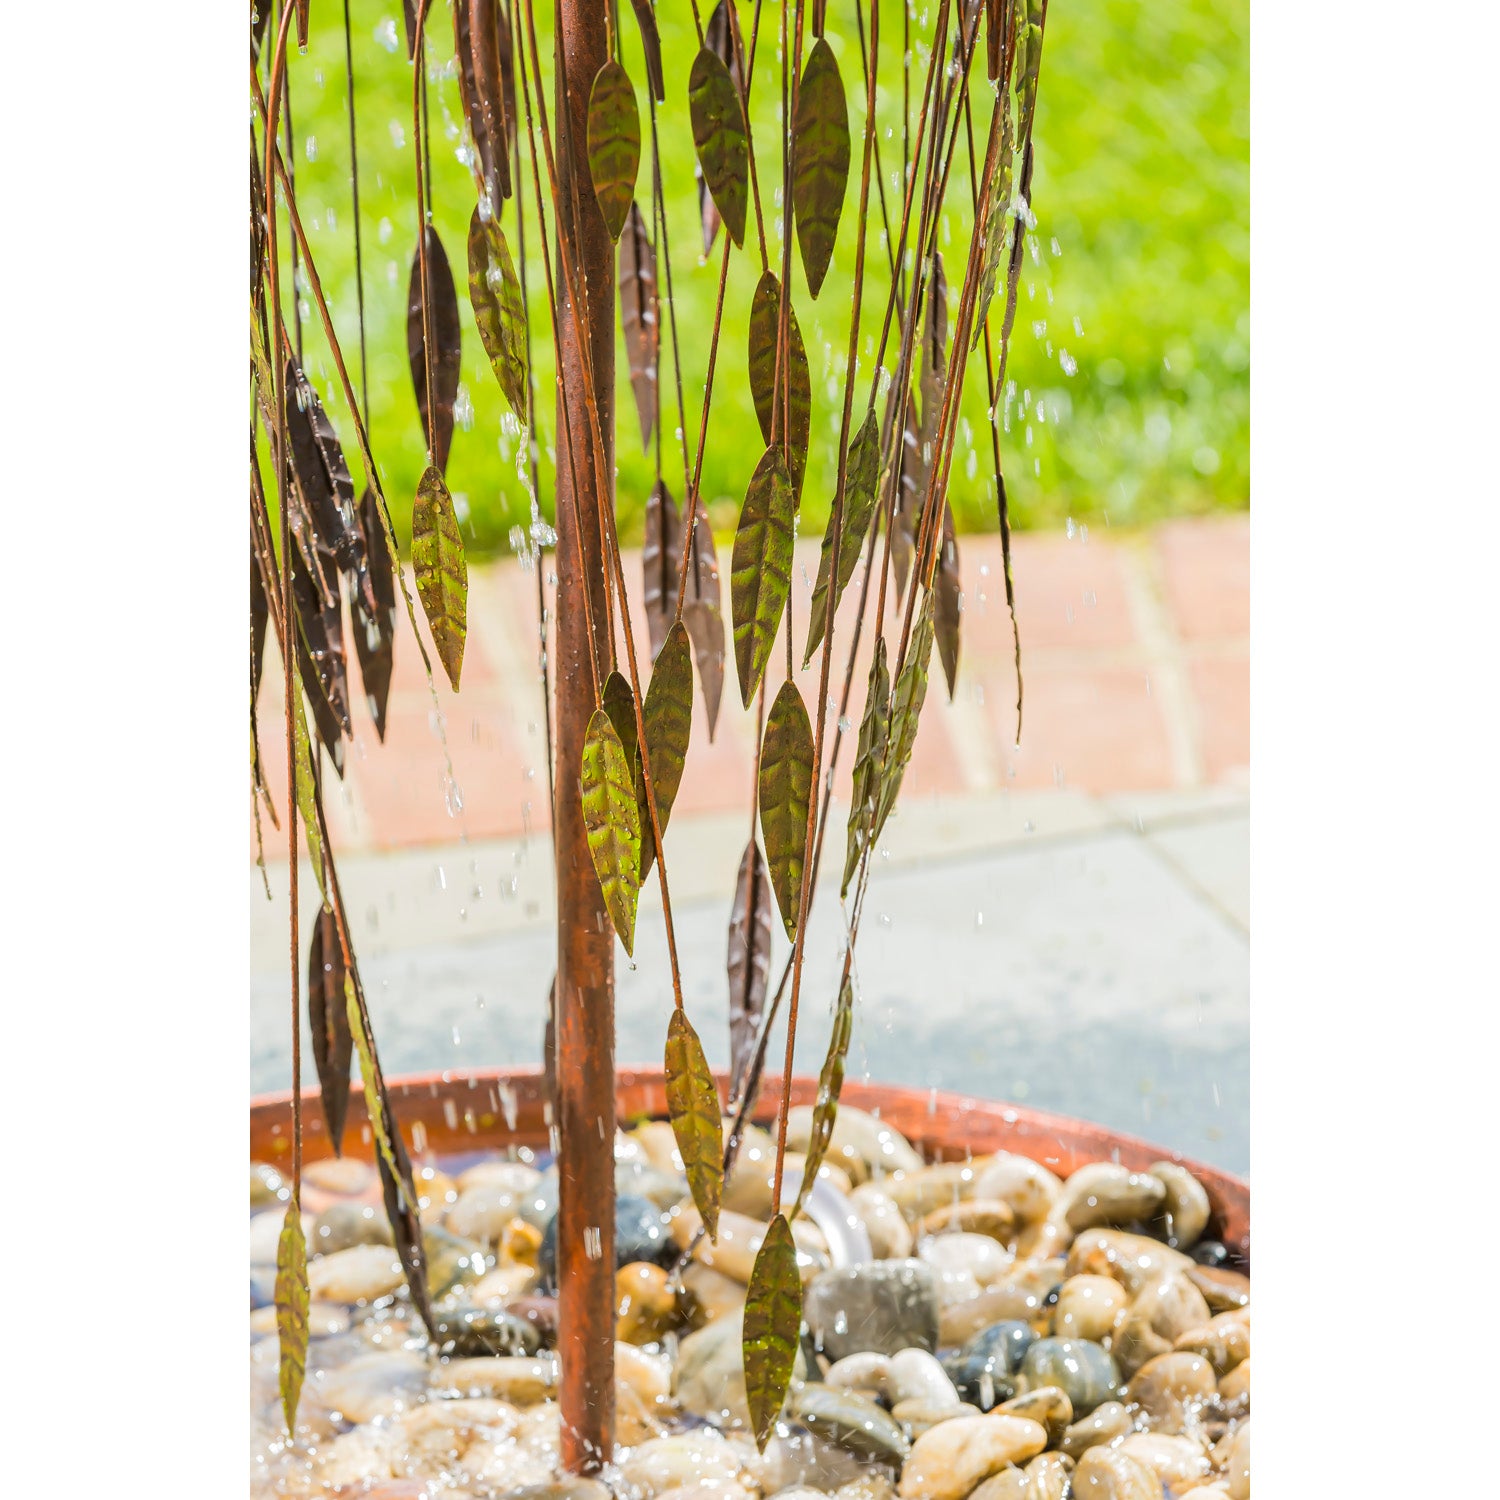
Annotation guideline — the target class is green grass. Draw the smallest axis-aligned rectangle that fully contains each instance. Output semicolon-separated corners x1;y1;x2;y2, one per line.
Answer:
269;0;1247;557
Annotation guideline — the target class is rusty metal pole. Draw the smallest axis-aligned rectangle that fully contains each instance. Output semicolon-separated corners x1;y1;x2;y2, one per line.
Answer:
553;0;617;1476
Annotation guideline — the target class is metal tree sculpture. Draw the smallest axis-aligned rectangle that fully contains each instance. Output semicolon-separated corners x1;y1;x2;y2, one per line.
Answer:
251;0;1048;1475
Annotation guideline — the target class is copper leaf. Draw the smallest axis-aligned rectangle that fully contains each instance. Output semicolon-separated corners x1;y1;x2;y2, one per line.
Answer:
743;1213;802;1450
664;1008;724;1241
407;226;463;473
920;253;949;456
759;680;815;940
843;636;890;896
973;87;1018;352
290;532;351;756
602;670;640;763
684;493;725;737
628;0;666;102
352;486;396;739
891;384;923;606
308;907;353;1154
619;201;659;450
727;838;773;1099
794;973;854;1217
586;60;640;242
412;464;468;691
731;447;796;708
805;407;880;663
935;505;962;699
641;621;694;855
274;1202;309;1437
456;0;512;205
697;0;743;253
875;593;936;839
791;37;851;299
346;973;403;1196
291;693;329;907
643;478;681;658
748;272;812;491
583;707;642;955
688;45;749;250
467;206;528;422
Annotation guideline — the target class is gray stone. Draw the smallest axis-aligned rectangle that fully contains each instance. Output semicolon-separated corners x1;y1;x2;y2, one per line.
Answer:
673;1309;804;1428
310;1202;392;1257
1020;1337;1121;1417
432;1303;541;1358
790;1385;910;1464
804;1260;940;1363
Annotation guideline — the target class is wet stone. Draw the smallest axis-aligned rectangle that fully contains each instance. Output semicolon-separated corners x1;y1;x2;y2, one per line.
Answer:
307;1243;406;1304
430;1354;559;1404
318;1349;431;1423
423;1226;490;1299
790;1384;911;1464
890;1398;980;1437
1186;1262;1251;1313
1072;1446;1163;1499
304;1156;375;1197
1020;1338;1121;1417
897;1414;1048;1500
504;1295;560;1347
1124;1351;1216;1430
804;1260;941;1363
311;1201;393;1257
538;1192;673;1290
1148;1162;1211;1251
996;1384;1073;1445
433;1303;540;1358
251;1161;288;1209
1190;1240;1230;1268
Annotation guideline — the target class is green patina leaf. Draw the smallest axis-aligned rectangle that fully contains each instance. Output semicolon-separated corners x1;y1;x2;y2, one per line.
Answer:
743;1212;802;1451
688;45;749;249
731;447;796;707
466;206;527;421
583;707;642;954
875;593;936;839
759;680;815;939
664;1008;724;1242
791;36;851;299
275;1200;309;1437
805;408;880;663
843;637;890;896
935;505;962;699
291;694;328;907
747;272;812;491
412;464;467;691
639;622;694;881
346;974;403;1196
794;973;854;1217
586;59;640;241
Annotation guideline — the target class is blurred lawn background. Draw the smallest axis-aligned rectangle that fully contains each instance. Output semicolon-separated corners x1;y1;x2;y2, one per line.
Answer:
269;0;1248;556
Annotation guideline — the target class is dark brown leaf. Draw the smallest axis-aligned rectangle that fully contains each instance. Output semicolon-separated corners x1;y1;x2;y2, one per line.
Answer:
619;201;659;450
352;487;396;739
628;0;666;103
308;907;353;1154
732;447;796;708
251;529;269;711
586;59;641;241
748;272;813;491
688;44;749;250
843;637;890;896
743;1213;801;1450
407;226;463;474
643;478;681;659
889;383;922;607
664;1009;723;1241
290;529;351;766
759;680;815;939
697;0;743;254
935;505;962;699
727;838;773;1100
402;0;419;58
987;0;1013;82
684;596;726;743
602;670;640;766
456;0;512;205
791;37;851;299
920;253;949;456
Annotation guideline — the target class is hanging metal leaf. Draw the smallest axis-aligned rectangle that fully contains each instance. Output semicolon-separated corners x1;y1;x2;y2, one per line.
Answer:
791;37;851;300
643;478;680;659
1014;3;1047;146
731;447;796;708
921;254;949;457
352;487;396;739
308;907;353;1154
251;532;269;708
291;693;329;907
935;505;962;699
743;1213;802;1451
986;0;1014;82
664;1009;724;1241
747;272;812;490
275;1202;309;1437
683;494;725;737
290;534;351;746
467;207;528;422
759;680;815;939
793;973;854;1216
402;0;420;58
412;464;468;691
628;0;666;103
407;226;463;473
688;45;749;250
890;385;923;606
727;838;773;1100
586;59;641;242
805;407;880;663
875;593;936;839
346;974;403;1196
973;87;1019;353
639;622;694;882
698;0;743;254
602;670;639;765
583;707;642;955
456;0;512;205
619;201;659;449
843;637;890;896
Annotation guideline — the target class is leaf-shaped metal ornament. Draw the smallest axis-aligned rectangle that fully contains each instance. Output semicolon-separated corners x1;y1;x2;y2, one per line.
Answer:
731;447;796;707
251;532;269;709
890;386;923;606
308;906;353;1154
805;407;880;662
456;0;512;205
664;1008;724;1241
743;1213;802;1450
467;206;528;421
274;1202;309;1437
791;37;851;299
290;535;351;749
346;974;403;1197
619;201;659;449
921;253;950;456
583;708;642;955
793;973;854;1217
412;465;468;690
643;478;681;658
759;680;815;939
586;59;641;242
683;493;726;737
697;0;743;254
291;693;329;907
973;86;1019;352
401;0;420;57
843;637;890;896
639;622;694;881
689;45;749;250
407;225;463;473
875;593;936;839
603;670;640;765
935;505;962;699
748;273;813;490
352;487;396;738
727;838;773;1100
628;0;666;102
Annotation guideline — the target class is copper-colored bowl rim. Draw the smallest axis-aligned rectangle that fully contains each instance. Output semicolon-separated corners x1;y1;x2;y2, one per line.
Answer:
251;1066;1249;1265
